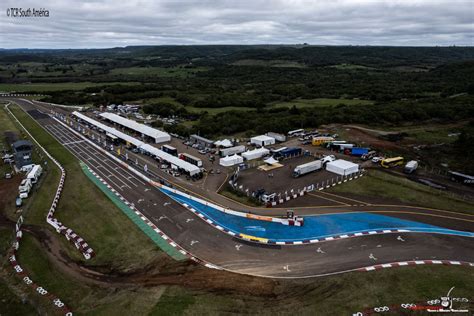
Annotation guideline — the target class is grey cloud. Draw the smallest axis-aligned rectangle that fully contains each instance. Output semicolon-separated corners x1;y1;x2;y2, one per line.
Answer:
0;0;472;48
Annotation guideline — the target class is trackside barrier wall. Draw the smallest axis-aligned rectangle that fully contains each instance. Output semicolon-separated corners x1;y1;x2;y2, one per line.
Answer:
6;104;95;260
80;162;187;261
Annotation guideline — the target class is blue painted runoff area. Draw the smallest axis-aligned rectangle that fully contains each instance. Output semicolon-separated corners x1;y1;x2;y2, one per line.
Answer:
161;189;474;242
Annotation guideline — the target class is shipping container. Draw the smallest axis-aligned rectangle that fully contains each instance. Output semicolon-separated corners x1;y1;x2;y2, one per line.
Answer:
277;147;302;158
351;147;370;156
219;145;246;157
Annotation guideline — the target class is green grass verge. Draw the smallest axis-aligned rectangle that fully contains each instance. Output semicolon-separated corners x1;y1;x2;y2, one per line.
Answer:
80;162;187;261
329;170;473;214
270;97;374;109
8;104;164;270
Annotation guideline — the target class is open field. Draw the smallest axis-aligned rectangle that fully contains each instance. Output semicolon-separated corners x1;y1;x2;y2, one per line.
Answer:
151;266;473;315
232;59;307;68
329;170;474;214
109;66;209;77
16;233;166;315
185;105;255;114
270;98;374;109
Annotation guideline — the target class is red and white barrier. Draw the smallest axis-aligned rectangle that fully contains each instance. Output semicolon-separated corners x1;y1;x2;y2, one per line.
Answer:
9;216;72;315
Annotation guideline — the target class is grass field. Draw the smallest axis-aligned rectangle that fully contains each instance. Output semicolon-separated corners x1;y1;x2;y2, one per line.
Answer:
16;233;166;315
270;98;374;109
329;63;375;70
185;105;255;114
0;82;138;93
329;170;474;214
109;66;209;77
150;266;473;315
232;59;307;68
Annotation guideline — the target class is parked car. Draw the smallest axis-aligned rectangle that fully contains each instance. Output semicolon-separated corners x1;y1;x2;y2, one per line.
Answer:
198;149;206;155
371;156;384;163
15;196;22;207
5;172;12;179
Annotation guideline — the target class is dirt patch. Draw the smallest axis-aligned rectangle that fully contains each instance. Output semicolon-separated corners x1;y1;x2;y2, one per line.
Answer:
0;175;23;221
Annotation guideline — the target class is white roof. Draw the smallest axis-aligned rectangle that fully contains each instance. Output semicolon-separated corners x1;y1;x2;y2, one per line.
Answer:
242;147;270;159
100;112;170;143
264;157;279;165
72;112;200;176
219;154;243;167
73;112;143;147
214;139;233;148
140;144;201;176
251;135;275;142
326;159;359;169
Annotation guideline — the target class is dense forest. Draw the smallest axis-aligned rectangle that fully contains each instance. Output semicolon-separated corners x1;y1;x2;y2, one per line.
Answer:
1;45;473;139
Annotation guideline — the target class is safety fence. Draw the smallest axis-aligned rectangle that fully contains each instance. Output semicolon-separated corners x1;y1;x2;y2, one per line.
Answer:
6;103;95;260
231;170;366;207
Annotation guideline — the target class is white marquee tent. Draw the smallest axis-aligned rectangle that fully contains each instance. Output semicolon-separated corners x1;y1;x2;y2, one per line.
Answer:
326;159;359;176
100;112;170;143
219;154;244;167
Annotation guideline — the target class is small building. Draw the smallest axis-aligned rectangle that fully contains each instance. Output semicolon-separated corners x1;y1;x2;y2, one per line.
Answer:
214;139;233;148
266;132;286;142
250;135;275;147
326;159;359;176
12;140;33;167
219;154;244;167
190;134;214;148
242;147;270;160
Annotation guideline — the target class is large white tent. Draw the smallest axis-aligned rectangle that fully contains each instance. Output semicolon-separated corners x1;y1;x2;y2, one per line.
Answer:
219;154;244;167
72;112;200;176
250;135;275;147
326;159;359;176
242;147;270;160
100;112;170;143
214;139;233;148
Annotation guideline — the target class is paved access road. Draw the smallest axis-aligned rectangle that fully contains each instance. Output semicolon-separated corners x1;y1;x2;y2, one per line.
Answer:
5;98;474;278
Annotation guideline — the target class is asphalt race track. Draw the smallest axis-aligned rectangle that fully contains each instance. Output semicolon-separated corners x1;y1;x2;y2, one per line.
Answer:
5;98;474;278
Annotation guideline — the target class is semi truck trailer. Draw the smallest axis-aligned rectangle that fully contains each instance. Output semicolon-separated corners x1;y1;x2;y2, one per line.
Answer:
293;160;322;178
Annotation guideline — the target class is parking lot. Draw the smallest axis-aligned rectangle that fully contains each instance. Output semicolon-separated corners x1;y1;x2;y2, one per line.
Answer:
234;155;350;201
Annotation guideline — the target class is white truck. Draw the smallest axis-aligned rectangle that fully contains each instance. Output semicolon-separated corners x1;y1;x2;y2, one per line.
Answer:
19;179;32;199
21;164;35;173
404;160;418;174
293;160;323;178
27;164;43;184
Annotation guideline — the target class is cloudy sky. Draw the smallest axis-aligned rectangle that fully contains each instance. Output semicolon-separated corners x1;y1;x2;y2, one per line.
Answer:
1;0;472;48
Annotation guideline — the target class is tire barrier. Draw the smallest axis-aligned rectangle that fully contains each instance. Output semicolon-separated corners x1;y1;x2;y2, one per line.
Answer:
5;103;95;260
9;216;73;315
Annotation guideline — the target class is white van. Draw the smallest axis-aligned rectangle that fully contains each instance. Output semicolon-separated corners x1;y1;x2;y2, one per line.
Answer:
21;164;35;173
27;164;43;184
19;179;32;198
